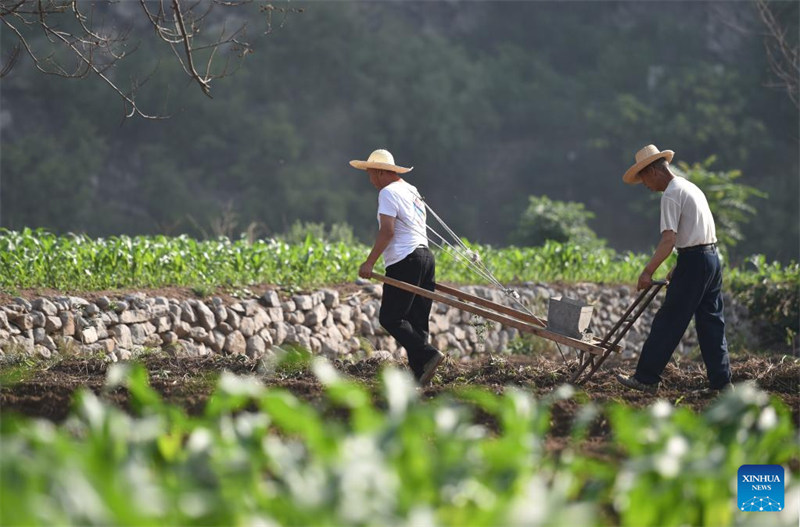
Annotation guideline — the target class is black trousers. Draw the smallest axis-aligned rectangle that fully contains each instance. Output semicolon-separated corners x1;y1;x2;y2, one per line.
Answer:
379;247;439;378
635;246;732;389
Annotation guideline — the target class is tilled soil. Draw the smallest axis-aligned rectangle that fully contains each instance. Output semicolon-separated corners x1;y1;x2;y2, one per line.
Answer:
2;352;797;453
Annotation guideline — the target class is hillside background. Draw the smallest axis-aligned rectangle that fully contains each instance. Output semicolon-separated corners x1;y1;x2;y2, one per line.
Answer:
1;1;797;264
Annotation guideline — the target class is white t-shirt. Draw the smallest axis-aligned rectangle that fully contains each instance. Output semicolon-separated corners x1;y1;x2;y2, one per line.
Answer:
377;180;428;266
660;176;717;249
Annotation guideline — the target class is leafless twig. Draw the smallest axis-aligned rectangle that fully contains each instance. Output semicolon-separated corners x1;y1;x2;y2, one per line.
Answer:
0;0;303;118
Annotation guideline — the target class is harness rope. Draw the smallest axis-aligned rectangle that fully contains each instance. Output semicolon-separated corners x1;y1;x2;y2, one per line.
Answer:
391;192;569;364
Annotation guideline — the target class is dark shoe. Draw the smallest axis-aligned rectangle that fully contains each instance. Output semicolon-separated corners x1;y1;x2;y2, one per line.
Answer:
418;350;445;386
615;374;659;394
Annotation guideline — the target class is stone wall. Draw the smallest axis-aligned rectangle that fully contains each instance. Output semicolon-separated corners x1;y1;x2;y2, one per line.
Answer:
0;283;752;361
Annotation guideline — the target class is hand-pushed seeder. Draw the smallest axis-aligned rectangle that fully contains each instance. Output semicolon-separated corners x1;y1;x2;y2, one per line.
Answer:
370;272;666;385
372;198;667;386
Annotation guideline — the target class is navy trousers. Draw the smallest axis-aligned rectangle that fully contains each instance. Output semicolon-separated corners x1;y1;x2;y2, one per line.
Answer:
379;247;440;378
635;246;732;389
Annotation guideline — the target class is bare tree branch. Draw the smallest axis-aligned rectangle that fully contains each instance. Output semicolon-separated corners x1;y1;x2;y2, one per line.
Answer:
756;0;799;108
0;0;303;118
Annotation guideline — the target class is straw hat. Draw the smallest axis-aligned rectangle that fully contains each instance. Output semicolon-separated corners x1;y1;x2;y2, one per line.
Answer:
350;149;413;174
623;144;674;184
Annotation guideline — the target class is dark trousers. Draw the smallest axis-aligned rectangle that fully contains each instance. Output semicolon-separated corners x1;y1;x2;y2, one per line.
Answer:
379;247;439;378
635;246;732;389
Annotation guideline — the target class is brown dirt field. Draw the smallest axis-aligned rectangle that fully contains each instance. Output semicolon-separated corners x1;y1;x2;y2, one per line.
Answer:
1;352;797;459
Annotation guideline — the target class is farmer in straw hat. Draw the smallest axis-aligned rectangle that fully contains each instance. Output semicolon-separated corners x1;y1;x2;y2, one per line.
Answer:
351;149;444;386
616;144;732;394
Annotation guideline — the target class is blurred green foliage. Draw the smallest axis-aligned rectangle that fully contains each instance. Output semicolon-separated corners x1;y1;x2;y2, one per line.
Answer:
0;362;796;526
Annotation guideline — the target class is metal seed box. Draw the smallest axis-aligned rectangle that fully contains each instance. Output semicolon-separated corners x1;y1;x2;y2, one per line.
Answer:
547;296;594;339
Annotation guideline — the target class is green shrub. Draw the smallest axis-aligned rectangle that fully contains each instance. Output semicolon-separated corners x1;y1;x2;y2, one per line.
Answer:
729;255;800;350
511;195;605;249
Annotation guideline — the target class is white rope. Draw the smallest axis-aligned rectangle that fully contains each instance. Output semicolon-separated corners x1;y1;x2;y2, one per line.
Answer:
394;195;540;319
393;196;570;363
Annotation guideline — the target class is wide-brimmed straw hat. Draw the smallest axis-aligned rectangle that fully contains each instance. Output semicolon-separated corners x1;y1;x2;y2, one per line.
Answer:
350;149;413;174
623;144;674;184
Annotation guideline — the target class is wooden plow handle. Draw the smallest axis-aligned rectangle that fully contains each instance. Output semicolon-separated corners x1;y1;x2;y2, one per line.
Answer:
569;280;668;385
369;273;619;356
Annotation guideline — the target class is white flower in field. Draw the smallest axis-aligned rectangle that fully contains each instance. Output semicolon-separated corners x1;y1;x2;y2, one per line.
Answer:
218;371;264;397
311;357;339;385
757;406;778;430
383;367;417;419
650;399;672;419
435;406;459;434
403;507;437;527
336;435;399;523
187;427;213;454
654;435;688;478
665;435;689;457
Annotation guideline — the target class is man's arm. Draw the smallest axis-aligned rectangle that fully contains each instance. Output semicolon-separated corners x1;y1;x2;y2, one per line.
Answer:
638;230;676;290
359;214;396;278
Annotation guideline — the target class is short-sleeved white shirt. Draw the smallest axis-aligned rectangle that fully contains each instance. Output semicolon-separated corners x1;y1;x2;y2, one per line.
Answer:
377;180;428;266
660;176;717;249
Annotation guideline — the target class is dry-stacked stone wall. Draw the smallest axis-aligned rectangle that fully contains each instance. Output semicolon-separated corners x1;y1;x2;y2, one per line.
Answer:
0;283;752;362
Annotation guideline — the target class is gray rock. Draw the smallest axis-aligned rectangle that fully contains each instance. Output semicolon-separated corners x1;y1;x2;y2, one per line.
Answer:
32;298;58;316
333;305;352;324
228;302;245;314
252;309;269;332
161;331;178;346
321;289;339;309
8;313;33;331
305;304;327;327
13;297;32;311
265;307;283;324
189;326;208;342
79;326;98;345
180;301;196;323
286;311;305;325
95;296;111;310
224;331;247;356
246;335;266;358
210;331;225;352
129;323;155;345
240;317;256;338
113;300;129;313
35;344;52;359
273;322;289;345
214;306;227;324
217;322;234;335
100;311;119;325
119;309;151;324
242;300;260;317
292;295;314;311
31;311;46;328
155;316;171;334
169;304;182;321
281;300;296;312
261;290;280;307
0;311;8;331
174;321;191;338
194;302;216;332
226;309;241;329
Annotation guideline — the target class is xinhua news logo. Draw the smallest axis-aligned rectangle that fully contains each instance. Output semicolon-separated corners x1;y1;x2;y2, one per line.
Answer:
738;465;784;512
